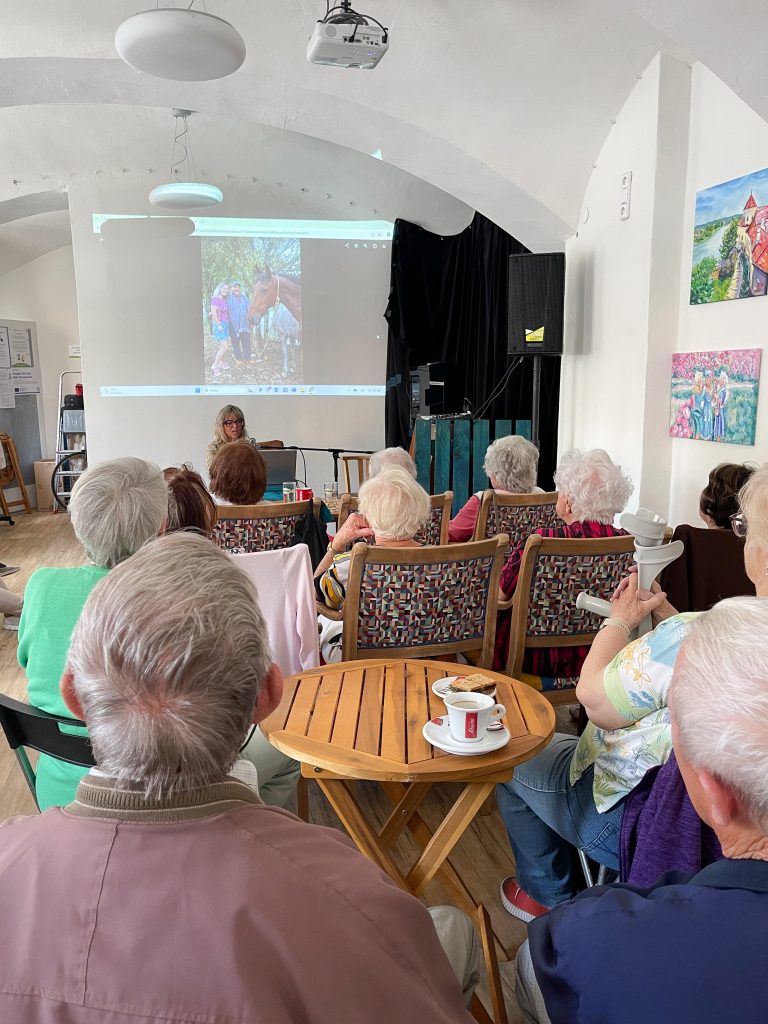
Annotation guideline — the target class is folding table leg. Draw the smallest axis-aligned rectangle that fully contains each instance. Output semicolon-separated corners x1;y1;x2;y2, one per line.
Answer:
405;781;496;896
316;778;411;892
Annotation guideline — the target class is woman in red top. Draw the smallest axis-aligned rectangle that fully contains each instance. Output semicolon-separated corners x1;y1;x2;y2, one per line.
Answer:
493;448;633;673
448;434;542;542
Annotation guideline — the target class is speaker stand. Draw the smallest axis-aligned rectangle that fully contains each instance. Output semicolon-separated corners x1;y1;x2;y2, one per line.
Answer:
531;354;541;449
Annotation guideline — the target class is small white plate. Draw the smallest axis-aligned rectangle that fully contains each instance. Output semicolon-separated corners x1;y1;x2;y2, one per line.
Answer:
431;676;497;701
422;716;510;756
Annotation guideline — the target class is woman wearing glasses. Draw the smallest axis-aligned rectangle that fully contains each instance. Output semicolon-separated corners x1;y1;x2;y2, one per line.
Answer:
205;405;283;470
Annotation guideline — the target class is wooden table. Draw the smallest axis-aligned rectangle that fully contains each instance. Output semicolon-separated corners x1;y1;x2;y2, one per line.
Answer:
261;658;555;921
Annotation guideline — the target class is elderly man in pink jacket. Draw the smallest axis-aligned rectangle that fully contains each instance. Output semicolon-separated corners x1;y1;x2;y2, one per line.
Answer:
0;532;479;1023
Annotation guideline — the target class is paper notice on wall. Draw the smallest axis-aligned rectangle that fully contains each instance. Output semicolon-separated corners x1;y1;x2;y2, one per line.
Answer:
0;369;13;409
12;366;41;394
0;326;10;370
9;325;32;369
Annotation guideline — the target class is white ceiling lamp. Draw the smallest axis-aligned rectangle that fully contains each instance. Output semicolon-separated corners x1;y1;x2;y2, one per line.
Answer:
149;110;223;210
115;4;246;81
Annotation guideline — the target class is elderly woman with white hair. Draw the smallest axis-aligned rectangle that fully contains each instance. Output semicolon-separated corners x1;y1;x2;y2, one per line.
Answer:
493;447;633;673
369;446;417;479
449;435;542;542
18;457;168;810
314;466;431;662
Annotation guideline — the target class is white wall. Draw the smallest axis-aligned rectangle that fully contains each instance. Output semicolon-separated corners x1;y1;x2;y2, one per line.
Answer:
0;245;80;459
669;65;768;524
66;147;472;492
559;55;691;514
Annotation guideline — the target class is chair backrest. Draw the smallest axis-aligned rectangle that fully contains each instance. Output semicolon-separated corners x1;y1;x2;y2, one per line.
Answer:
507;534;636;677
337;491;452;546
0;693;95;811
341;536;508;666
336;493;358;530
415;492;454;546
231;547;320;676
341;454;370;494
473;490;559;552
213;499;322;553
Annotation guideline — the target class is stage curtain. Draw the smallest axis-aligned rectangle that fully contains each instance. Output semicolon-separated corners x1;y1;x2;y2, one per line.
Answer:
383;211;561;487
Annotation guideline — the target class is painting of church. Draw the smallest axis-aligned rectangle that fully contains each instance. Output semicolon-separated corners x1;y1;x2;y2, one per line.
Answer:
690;166;768;304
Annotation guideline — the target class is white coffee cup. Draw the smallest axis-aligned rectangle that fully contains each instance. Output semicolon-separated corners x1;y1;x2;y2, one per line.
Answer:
443;691;506;744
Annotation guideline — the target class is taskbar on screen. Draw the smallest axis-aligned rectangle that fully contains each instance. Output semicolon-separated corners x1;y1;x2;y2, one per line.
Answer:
99;384;386;398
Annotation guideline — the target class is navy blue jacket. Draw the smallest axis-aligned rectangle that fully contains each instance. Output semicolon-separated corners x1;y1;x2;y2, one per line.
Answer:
528;858;768;1024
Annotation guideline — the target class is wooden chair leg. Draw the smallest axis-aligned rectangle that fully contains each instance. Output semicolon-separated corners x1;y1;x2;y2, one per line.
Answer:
470;993;494;1024
477;903;509;1024
296;776;310;822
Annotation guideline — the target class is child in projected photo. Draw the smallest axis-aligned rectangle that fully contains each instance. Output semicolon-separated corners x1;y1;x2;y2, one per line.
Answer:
210;282;231;377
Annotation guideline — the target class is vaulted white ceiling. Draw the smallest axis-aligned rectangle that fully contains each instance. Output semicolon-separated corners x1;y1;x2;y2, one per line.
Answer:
0;0;765;272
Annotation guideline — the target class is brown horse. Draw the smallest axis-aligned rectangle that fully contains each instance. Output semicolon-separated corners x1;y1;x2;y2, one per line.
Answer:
247;268;302;329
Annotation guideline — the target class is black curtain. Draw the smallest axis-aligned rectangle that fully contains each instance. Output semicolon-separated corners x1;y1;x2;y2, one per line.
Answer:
384;211;561;487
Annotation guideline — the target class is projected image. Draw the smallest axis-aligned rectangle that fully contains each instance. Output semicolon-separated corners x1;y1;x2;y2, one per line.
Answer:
203;237;303;385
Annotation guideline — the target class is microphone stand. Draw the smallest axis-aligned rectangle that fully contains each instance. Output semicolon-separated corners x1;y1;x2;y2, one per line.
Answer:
283;446;374;490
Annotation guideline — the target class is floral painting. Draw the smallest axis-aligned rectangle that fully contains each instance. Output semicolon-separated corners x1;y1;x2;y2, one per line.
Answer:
669;349;762;445
690;167;768;304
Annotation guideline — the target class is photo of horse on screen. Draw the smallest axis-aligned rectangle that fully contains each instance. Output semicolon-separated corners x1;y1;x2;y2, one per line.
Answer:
202;237;303;385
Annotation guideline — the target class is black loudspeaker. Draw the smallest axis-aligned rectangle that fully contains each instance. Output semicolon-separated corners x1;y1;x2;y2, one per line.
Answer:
508;252;565;356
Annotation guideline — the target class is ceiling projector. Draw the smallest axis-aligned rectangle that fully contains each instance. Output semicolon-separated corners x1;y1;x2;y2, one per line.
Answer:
307;2;389;69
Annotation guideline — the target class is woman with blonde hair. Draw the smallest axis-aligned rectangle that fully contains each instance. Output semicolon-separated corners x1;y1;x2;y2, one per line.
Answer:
205;405;282;470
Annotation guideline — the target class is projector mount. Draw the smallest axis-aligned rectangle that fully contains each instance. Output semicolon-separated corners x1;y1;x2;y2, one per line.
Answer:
321;1;388;43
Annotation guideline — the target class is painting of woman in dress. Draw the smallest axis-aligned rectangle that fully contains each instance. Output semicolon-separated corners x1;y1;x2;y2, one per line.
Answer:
669;349;761;446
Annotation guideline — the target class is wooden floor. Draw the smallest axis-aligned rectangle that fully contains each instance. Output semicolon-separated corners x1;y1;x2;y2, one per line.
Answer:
0;512;578;1022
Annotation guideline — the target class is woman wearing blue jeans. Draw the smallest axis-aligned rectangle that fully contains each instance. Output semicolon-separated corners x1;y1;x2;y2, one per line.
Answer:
497;573;688;920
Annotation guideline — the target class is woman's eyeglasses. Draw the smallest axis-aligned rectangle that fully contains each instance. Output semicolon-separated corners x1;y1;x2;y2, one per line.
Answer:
223;419;244;427
730;511;747;538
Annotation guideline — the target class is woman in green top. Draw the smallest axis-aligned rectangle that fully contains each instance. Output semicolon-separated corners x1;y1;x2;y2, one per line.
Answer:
18;458;168;809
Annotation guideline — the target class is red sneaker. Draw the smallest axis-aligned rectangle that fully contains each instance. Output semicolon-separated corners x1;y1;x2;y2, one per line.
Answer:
499;878;549;922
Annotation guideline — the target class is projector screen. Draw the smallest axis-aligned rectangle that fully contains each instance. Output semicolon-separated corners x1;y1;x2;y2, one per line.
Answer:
93;215;393;399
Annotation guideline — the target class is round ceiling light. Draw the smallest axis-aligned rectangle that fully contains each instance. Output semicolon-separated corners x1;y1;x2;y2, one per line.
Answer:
149;183;224;209
115;8;246;81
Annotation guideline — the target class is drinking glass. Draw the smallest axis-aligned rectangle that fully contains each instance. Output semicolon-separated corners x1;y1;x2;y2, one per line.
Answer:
282;481;297;502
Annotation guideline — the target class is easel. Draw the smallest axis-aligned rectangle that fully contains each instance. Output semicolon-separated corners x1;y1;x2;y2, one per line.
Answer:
0;433;33;525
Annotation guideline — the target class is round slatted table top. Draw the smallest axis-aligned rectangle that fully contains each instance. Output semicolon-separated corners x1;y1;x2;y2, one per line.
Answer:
261;659;556;782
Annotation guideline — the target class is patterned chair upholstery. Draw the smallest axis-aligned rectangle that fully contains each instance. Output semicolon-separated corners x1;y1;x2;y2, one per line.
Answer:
504;534;636;704
473;490;560;553
213;499;321;553
338;491;453;546
339;536;508;665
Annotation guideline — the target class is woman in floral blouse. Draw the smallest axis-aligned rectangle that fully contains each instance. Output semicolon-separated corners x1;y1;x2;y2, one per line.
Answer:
497;462;768;924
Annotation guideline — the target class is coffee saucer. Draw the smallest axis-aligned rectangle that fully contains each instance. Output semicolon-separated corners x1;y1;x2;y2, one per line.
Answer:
431;676;497;701
422;716;510;756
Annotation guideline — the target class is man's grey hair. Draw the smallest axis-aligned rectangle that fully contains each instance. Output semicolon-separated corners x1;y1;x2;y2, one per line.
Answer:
483;436;539;493
553;448;633;524
669;597;768;833
67;533;273;800
369;446;417;480
69;457;167;568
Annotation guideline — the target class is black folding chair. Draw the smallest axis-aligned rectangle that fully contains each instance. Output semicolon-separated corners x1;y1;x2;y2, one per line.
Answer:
0;693;95;811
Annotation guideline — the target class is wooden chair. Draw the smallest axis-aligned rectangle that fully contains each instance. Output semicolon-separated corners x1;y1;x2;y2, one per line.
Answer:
472;490;559;553
341;454;370;494
0;693;95;811
0;433;33;521
322;536;508;666
213;498;322;553
500;534;636;705
337;491;454;546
